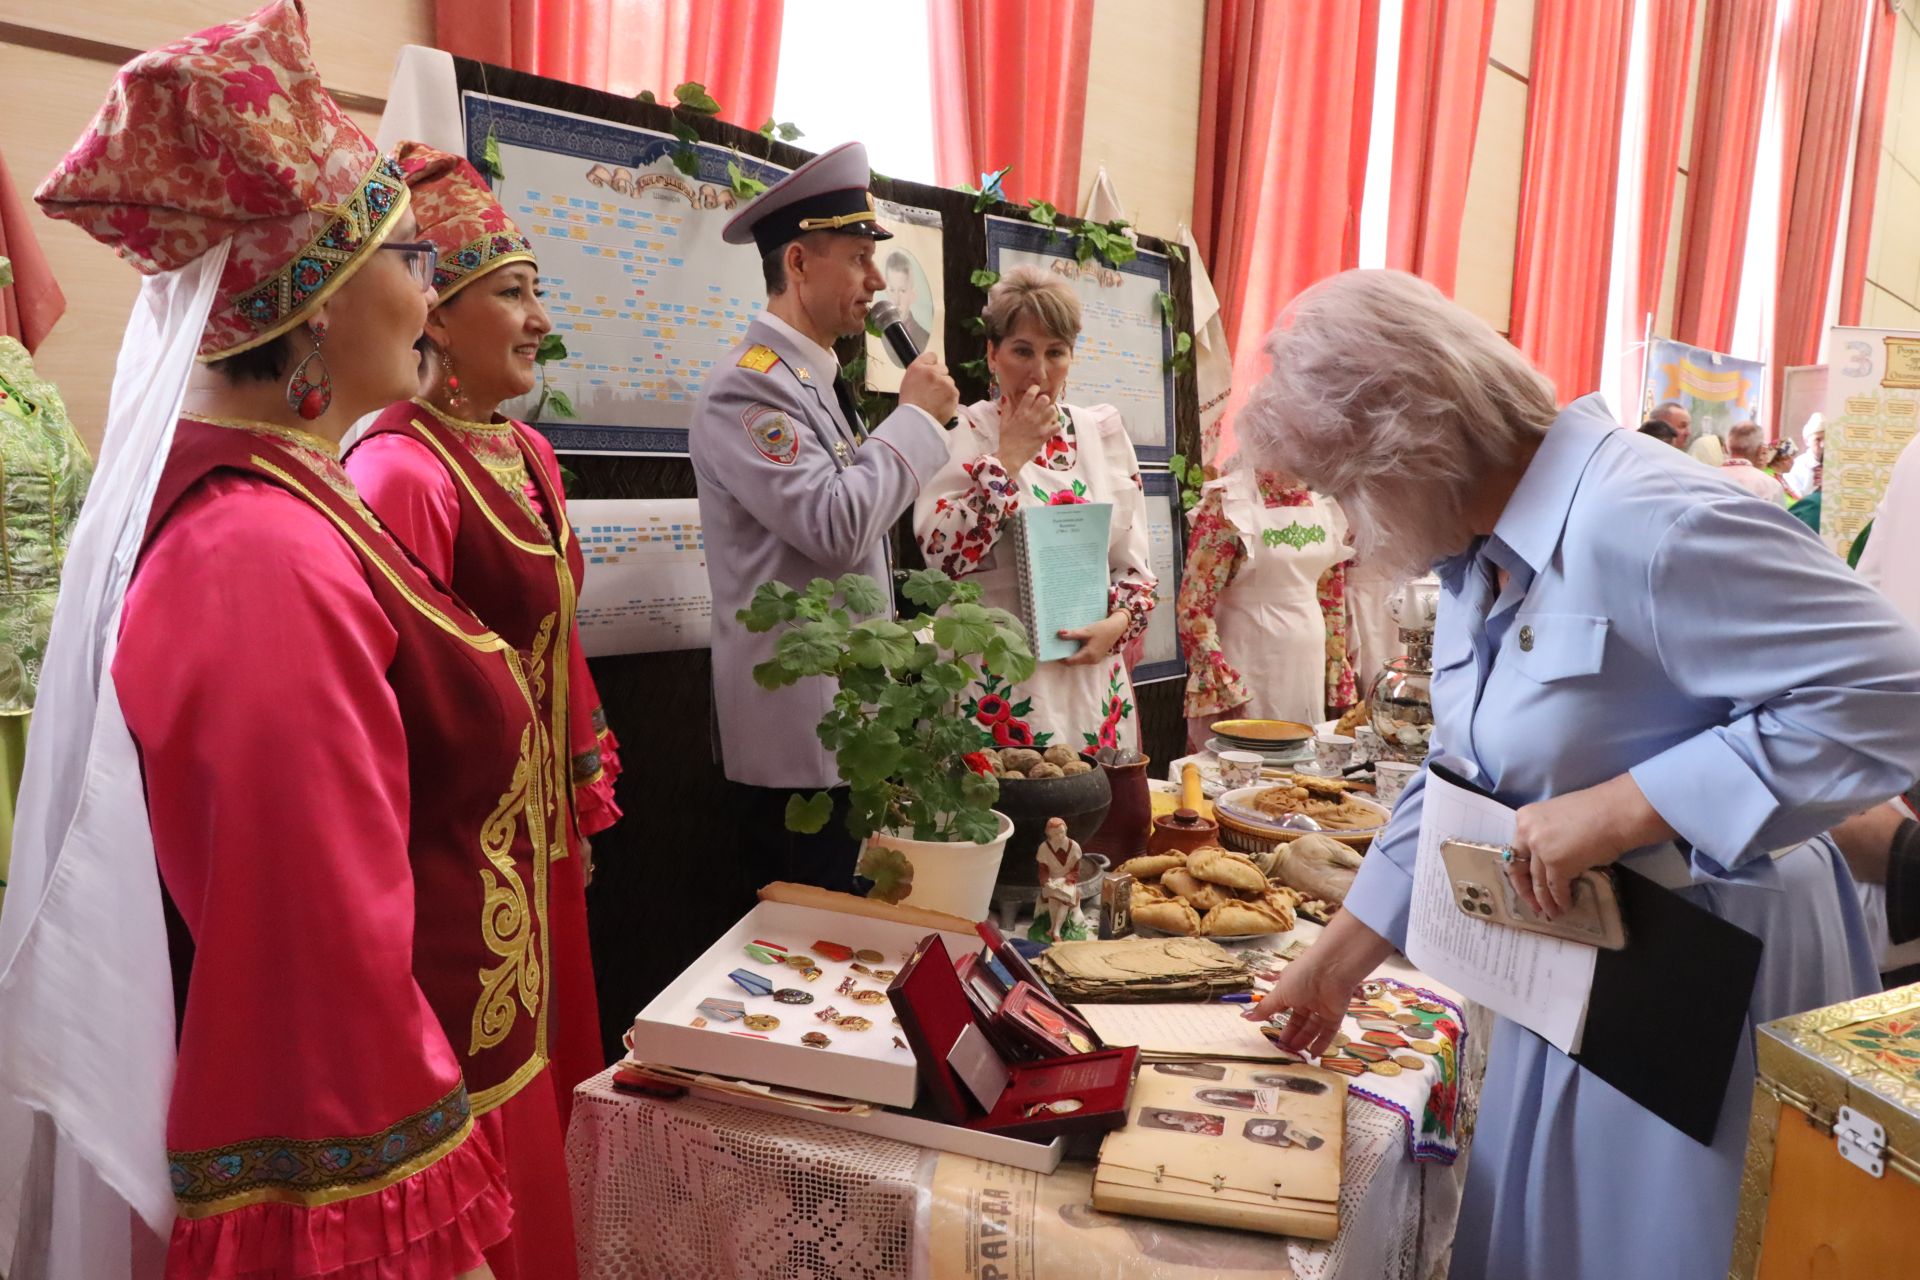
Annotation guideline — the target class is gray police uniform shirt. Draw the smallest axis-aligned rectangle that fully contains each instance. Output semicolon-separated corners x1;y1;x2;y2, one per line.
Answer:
692;311;947;788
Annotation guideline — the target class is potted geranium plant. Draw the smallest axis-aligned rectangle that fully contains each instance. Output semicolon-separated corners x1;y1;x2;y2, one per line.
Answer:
740;568;1035;919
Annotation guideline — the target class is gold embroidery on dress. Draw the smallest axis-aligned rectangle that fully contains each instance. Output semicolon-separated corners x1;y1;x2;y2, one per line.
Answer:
408;412;555;556
471;722;544;1054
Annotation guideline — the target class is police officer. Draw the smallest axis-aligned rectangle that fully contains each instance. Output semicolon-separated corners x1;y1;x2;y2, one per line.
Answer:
693;141;958;890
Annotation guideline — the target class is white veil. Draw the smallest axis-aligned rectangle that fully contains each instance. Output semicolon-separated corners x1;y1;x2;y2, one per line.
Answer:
0;240;231;1278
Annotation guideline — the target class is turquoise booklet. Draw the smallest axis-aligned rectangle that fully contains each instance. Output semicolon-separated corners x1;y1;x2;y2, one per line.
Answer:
1011;502;1114;663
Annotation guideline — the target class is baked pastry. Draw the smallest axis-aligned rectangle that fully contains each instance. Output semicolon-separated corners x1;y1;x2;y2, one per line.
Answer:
1132;898;1203;936
1117;851;1189;881
1202;899;1289;936
1130;881;1169;910
1255;888;1300;932
1188;846;1268;894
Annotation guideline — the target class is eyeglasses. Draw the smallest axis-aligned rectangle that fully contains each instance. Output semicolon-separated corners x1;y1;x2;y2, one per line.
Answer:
379;240;439;289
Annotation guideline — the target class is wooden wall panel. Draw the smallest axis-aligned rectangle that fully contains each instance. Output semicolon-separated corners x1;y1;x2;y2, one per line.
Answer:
1457;71;1528;333
1079;0;1205;237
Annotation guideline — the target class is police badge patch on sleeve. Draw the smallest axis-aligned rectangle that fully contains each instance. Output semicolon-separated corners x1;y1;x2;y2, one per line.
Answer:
744;404;800;465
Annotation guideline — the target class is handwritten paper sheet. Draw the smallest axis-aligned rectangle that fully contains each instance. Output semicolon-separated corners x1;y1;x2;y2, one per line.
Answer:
1073;1002;1280;1059
1406;760;1596;1053
568;499;711;655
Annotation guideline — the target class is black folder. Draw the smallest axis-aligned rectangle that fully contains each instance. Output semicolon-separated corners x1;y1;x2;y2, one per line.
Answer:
1428;763;1763;1145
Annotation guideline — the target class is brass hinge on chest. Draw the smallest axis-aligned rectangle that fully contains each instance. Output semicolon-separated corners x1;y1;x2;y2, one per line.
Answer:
1759;1077;1920;1184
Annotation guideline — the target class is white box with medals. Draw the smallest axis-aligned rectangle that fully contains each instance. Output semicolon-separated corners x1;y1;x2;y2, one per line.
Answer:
625;884;983;1108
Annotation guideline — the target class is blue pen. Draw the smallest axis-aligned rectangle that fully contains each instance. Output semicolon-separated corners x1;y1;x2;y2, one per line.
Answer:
1216;993;1254;1004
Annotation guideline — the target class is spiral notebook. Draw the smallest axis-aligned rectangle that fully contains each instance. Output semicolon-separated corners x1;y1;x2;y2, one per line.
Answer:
1010;502;1112;662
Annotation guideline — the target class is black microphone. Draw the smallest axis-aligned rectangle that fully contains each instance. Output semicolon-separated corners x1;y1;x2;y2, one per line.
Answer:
867;298;921;366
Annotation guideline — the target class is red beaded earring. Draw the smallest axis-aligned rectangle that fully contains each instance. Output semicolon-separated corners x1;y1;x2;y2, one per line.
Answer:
442;347;466;414
285;320;333;420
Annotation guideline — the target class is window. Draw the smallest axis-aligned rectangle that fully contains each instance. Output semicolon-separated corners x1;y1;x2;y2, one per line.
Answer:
772;0;938;185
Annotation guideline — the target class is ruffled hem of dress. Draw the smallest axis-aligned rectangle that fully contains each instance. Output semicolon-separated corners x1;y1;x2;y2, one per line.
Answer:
576;729;624;835
165;1120;512;1280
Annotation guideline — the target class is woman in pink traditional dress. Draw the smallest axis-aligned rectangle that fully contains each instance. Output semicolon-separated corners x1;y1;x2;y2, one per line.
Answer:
4;4;569;1276
347;144;623;1123
1176;461;1357;751
914;268;1157;754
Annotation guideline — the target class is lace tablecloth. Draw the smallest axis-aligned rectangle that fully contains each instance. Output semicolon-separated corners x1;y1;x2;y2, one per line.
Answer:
567;1067;1473;1279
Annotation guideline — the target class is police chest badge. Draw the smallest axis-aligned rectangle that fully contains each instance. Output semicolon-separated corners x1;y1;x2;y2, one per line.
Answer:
744;404;799;465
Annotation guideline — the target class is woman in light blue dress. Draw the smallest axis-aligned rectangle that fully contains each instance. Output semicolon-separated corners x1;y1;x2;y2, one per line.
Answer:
1244;270;1920;1279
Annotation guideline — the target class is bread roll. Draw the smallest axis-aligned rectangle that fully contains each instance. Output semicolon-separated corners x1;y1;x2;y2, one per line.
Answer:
1116;851;1188;881
1188;846;1268;893
1132;899;1202;936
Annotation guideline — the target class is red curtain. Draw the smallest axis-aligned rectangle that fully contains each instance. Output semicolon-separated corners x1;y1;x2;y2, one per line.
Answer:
1839;2;1899;327
1771;0;1873;408
1671;0;1779;352
1508;0;1635;402
1629;0;1699;352
927;0;1095;208
435;0;784;127
1193;0;1378;455
1385;0;1496;296
0;149;63;352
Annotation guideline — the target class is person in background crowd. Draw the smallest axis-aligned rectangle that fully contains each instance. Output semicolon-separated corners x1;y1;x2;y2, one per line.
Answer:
693;142;956;892
1785;415;1824;499
1687;432;1727;466
1246;269;1919;1280
1177;454;1355;750
0;273;91;920
915;266;1156;754
1721;420;1789;505
1637;419;1678;446
348;144;620;1156
1647;398;1691;449
7;3;547;1275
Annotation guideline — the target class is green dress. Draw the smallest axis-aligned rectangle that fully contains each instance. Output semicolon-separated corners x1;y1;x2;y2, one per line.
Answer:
0;335;92;912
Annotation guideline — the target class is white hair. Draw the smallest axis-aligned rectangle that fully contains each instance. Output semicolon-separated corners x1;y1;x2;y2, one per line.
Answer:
1236;270;1558;576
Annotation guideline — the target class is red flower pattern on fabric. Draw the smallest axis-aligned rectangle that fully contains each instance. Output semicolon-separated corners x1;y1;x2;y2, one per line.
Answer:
221;63;288;117
975;694;1011;724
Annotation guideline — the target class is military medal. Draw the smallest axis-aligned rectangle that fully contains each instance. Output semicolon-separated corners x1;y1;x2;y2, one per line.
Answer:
785;954;818;970
1393;1054;1425;1071
837;1016;873;1032
1410;1039;1440;1054
852;989;888;1005
1346;1042;1389;1063
802;1032;831;1048
1362;1029;1410;1049
697;997;747;1023
855;949;885;964
774;989;814;1005
727;969;774;997
1367;1059;1402;1077
743;1013;780;1031
1320;1056;1367;1077
811;940;855;962
743;944;785;965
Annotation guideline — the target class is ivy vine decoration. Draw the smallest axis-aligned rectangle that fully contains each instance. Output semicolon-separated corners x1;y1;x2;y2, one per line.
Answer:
634;81;725;177
530;333;576;420
1167;452;1207;512
742;570;1036;844
758;118;805;142
1073;218;1138;268
479;125;505;180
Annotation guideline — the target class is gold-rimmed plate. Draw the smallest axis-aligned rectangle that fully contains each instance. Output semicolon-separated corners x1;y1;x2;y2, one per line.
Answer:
1210;718;1315;746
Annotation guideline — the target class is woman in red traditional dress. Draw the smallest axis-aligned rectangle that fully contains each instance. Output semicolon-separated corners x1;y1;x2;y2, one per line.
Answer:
346;145;624;1118
1;4;572;1277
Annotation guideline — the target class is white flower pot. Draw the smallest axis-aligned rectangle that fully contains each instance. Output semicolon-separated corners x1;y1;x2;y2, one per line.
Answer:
857;810;1014;922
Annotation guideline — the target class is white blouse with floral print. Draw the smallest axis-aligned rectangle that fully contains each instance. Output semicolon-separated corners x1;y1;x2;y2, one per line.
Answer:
914;399;1157;753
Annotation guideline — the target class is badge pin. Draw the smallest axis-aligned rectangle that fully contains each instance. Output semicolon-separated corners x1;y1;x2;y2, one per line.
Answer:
773;989;815;1005
743;1013;780;1032
802;1031;831;1048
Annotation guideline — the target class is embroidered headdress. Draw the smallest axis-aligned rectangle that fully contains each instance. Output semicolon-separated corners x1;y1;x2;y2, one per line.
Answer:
393;141;537;303
33;0;408;359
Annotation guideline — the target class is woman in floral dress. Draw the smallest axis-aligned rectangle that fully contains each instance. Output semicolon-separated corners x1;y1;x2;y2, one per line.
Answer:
1177;460;1356;750
914;268;1156;753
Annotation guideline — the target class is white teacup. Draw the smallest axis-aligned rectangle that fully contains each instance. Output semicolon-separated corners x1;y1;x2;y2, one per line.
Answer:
1353;726;1385;764
1311;733;1354;774
1375;761;1419;807
1217;750;1264;789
